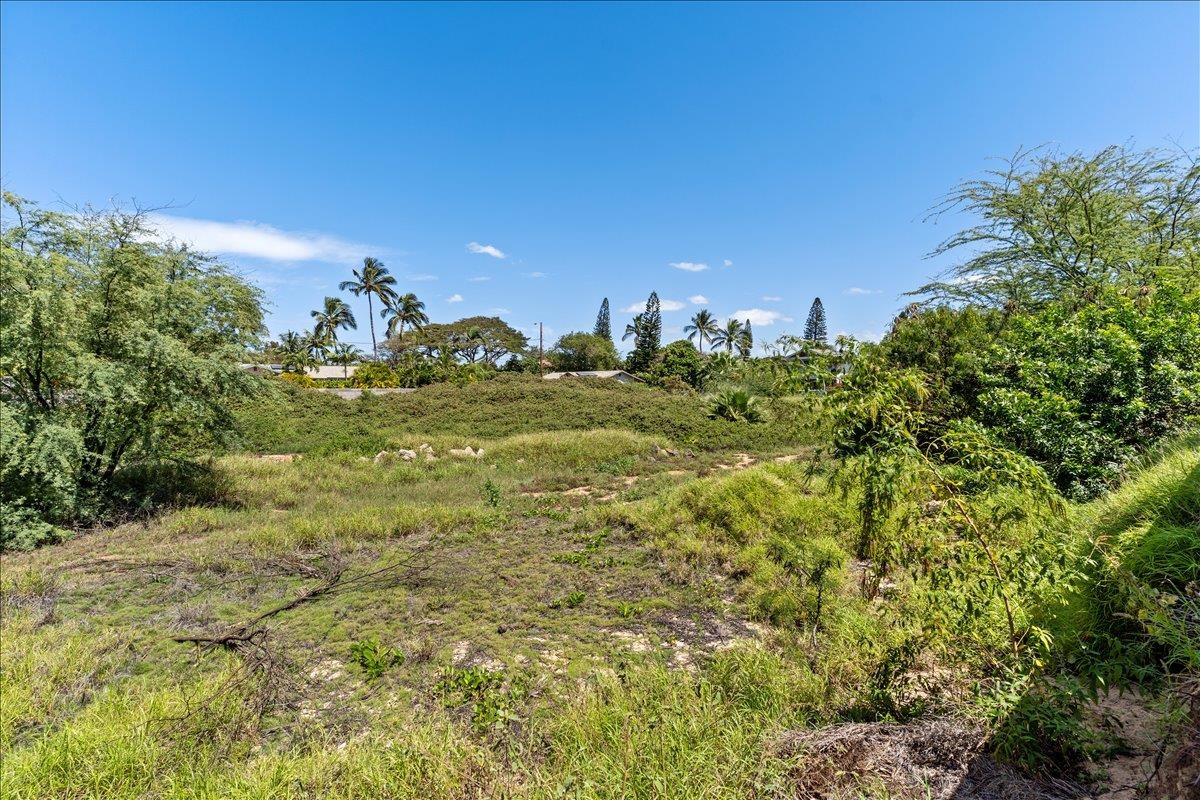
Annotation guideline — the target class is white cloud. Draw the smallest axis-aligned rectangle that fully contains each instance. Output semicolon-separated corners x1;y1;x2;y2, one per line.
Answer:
466;242;506;259
145;213;374;264
446;293;464;303
762;295;782;302
688;294;709;305
488;307;511;315
622;299;685;313
407;273;438;282
468;276;491;282
723;259;733;268
524;271;547;278
844;287;879;295
727;308;793;326
669;261;708;272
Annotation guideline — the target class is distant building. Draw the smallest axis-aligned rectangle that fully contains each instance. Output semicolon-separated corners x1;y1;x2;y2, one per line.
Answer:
542;370;641;384
238;364;358;381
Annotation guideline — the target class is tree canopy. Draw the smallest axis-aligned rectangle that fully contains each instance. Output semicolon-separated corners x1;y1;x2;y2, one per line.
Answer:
1;193;265;547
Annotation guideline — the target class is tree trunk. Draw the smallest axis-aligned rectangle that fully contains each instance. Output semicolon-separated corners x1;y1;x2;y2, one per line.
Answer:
367;295;377;359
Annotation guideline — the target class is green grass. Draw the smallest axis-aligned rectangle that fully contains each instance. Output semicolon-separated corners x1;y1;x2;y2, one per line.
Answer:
3;382;1193;798
233;374;823;455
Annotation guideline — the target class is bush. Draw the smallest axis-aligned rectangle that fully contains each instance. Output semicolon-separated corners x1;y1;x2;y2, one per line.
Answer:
708;389;765;423
351;362;401;388
278;372;315;388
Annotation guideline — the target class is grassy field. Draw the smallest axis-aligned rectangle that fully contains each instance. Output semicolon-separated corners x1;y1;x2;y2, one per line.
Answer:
1;380;1194;799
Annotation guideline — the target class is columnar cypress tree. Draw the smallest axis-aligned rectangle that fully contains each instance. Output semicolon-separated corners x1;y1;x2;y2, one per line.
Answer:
629;291;662;372
593;298;612;342
803;297;827;344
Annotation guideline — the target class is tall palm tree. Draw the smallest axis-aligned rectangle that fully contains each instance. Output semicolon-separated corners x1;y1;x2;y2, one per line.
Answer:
622;314;644;342
310;296;357;345
329;343;363;378
683;309;718;354
711;318;745;354
382;292;429;340
338;257;399;359
304;329;330;363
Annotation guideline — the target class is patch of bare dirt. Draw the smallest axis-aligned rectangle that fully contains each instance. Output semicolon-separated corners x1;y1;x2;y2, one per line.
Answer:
774;718;1089;800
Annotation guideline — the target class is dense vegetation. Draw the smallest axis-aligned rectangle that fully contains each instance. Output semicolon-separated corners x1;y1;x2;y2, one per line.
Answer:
1;145;1197;798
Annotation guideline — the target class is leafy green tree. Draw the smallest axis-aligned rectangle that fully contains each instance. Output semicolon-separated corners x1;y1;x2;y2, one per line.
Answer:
648;340;706;390
711;318;745;354
382;292;428;340
915;145;1199;309
548;332;620;372
803;298;827;344
627;292;662;373
310;296;357;345
684;309;718;354
0;193;264;545
593;298;611;342
393;316;528;366
339;257;399;359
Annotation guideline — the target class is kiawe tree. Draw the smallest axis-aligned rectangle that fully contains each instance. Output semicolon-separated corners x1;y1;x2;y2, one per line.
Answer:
549;331;620;372
593;298;612;342
338;257;399;359
0;193;264;548
804;297;827;344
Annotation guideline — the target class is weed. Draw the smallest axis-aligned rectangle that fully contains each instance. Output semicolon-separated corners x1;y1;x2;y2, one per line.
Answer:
349;637;405;679
482;479;502;508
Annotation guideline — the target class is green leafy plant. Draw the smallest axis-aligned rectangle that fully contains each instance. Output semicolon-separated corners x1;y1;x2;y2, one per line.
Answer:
436;666;526;729
708;389;765;423
482;479;502;508
349;637;404;679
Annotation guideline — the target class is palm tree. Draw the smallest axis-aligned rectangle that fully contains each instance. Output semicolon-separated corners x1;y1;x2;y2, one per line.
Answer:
329;343;363;378
304;329;330;363
310;296;357;345
711;318;745;354
338;257;399;359
683;309;718;354
277;330;310;373
622;314;644;342
382;292;429;340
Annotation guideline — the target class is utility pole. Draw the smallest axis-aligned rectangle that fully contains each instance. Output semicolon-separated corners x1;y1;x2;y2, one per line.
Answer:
538;322;544;375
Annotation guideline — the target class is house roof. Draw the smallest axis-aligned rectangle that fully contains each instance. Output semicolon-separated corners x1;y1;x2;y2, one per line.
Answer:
543;370;640;381
306;365;359;380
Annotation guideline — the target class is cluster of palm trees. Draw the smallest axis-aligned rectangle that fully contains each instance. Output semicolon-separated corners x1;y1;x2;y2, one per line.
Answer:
277;257;429;373
682;309;753;356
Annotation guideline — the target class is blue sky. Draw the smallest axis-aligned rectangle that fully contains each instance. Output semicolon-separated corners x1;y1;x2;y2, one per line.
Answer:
2;1;1197;351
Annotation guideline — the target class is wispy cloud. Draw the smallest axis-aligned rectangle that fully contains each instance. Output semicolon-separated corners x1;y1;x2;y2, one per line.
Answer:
467;242;506;259
406;273;438;282
524;271;547;279
145;213;375;264
762;295;782;302
446;293;464;303
727;308;793;326
488;307;511;315
688;294;709;305
669;261;708;272
467;276;492;282
844;287;879;295
622;299;686;313
723;259;733;268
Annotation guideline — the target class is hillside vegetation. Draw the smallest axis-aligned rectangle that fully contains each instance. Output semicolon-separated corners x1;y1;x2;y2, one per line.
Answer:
235;375;821;455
